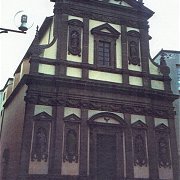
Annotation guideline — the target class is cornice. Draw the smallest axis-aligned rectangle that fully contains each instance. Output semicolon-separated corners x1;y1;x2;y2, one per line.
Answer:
53;1;149;29
25;74;177;101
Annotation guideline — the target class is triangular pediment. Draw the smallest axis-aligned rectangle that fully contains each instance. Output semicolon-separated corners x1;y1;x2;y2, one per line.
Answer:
91;23;120;38
33;111;53;121
131;120;147;129
63;114;81;123
155;123;169;132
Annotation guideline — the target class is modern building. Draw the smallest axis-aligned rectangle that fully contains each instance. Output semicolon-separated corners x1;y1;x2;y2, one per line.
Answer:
153;49;180;175
0;0;179;180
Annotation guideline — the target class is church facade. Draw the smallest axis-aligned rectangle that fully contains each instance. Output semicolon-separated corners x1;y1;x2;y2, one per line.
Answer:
0;0;179;180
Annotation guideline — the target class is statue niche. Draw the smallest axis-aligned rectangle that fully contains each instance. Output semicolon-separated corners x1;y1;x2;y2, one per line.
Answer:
68;19;83;57
63;129;78;163
133;134;147;166
127;30;141;66
31;127;48;162
158;137;171;168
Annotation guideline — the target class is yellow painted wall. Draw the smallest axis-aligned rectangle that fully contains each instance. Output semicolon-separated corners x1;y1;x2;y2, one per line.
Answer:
34;105;53;116
88;20;122;68
43;41;57;59
12;73;20;90
131;114;146;124
66;67;82;78
89;70;122;83
64;107;81;117
149;60;160;75
40;18;57;59
128;64;142;72
158;167;173;179
20;59;30;79
154;118;168;127
151;80;164;90
129;76;143;86
38;64;55;75
134;164;149;178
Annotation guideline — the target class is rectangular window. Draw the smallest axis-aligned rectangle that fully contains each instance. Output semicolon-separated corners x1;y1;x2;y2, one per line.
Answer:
98;41;111;66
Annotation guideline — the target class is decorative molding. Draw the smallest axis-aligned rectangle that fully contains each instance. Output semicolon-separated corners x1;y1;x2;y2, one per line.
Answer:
64;113;81;123
53;4;149;29
132;121;148;167
33;111;53;122
31;127;49;162
63;114;80;163
88;112;127;127
68;19;83;56
91;23;120;39
131;120;147;129
24;94;175;119
31;112;52;162
155;124;171;168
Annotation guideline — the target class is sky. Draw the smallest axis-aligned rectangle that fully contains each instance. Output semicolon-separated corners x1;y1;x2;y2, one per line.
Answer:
0;0;180;89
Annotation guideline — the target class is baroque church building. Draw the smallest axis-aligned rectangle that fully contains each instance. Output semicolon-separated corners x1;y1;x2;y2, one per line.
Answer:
0;0;179;179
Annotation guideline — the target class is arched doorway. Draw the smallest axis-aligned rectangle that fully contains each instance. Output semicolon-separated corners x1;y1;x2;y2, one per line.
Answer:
88;112;127;180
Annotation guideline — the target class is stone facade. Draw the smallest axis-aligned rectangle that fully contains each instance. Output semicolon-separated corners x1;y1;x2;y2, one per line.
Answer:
0;0;179;180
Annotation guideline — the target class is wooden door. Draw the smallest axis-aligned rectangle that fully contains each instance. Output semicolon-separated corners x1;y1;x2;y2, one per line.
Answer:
96;134;116;180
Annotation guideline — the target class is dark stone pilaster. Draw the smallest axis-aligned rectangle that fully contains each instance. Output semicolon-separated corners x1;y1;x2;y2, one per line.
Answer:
29;57;39;75
52;106;65;175
164;76;172;92
168;118;179;180
121;25;129;85
146;116;159;179
55;13;68;76
79;109;88;176
82;18;89;80
140;29;151;89
124;113;134;178
18;103;35;176
117;131;124;178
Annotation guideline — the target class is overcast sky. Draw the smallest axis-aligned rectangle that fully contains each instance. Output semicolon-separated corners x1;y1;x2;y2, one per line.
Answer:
0;0;180;89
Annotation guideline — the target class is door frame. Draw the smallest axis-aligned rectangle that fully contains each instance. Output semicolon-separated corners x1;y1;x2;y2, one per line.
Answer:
89;124;124;180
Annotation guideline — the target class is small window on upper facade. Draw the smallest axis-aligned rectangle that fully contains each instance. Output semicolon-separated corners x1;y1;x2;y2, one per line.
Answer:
91;23;120;68
98;41;111;66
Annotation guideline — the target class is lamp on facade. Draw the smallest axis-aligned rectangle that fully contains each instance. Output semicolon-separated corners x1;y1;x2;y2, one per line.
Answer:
0;10;33;34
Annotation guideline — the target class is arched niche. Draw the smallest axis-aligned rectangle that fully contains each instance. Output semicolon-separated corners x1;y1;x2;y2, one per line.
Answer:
88;112;127;127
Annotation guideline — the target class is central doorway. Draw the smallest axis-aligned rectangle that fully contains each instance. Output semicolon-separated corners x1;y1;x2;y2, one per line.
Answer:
96;134;116;180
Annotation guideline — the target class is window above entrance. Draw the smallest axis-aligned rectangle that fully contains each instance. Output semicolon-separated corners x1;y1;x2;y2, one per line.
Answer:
91;23;120;68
